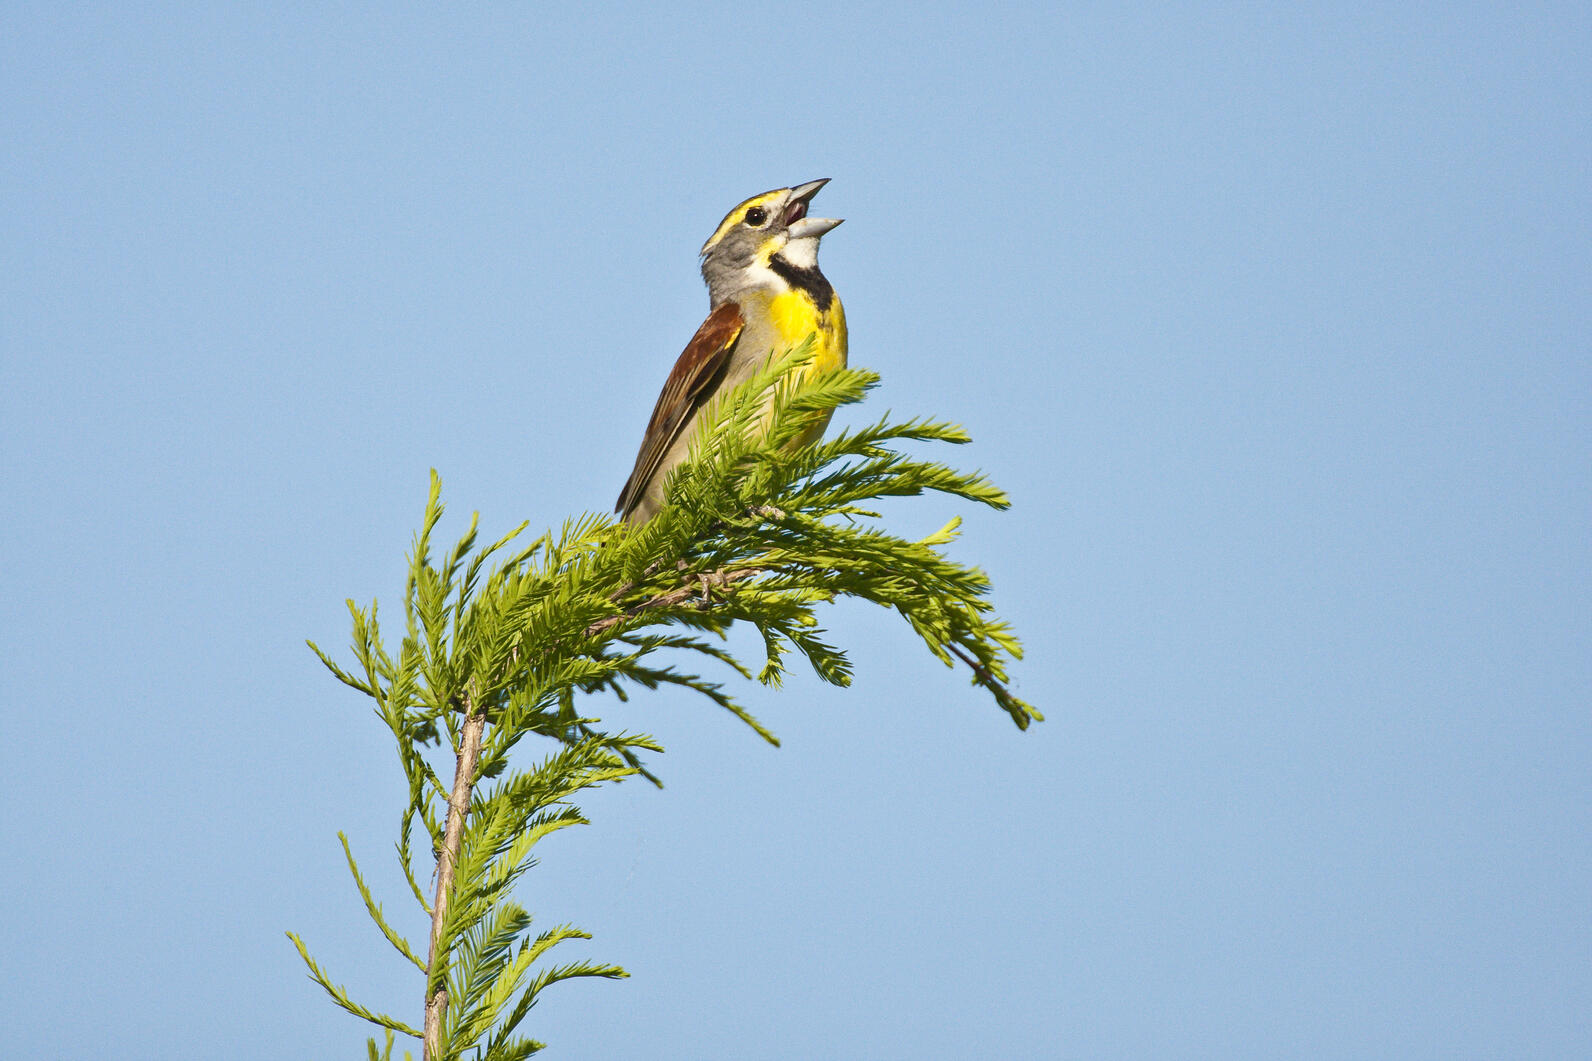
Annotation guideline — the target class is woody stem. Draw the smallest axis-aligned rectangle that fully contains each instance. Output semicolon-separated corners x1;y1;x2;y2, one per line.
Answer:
423;683;485;1060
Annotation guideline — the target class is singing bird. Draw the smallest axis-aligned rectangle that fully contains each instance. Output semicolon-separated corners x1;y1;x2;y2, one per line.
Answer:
615;179;846;523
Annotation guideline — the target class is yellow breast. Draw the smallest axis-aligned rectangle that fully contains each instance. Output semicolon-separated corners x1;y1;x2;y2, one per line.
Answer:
762;288;846;446
768;289;847;377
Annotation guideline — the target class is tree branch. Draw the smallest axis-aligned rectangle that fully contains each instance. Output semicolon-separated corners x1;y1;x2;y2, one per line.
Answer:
424;683;486;1061
594;566;1017;713
946;642;999;690
586;566;764;639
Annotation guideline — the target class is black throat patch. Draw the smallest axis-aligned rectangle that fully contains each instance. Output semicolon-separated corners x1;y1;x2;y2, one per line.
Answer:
768;254;835;312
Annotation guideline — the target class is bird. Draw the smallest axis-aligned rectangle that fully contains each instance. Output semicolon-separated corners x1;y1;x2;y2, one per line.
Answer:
615;178;846;523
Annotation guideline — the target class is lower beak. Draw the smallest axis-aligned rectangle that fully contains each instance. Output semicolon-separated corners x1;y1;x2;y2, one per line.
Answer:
787;216;844;239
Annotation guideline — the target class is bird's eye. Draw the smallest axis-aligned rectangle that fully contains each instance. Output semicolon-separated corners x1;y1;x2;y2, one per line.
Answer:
745;206;768;227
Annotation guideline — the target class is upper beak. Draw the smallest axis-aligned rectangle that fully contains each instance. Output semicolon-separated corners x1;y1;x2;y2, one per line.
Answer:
784;177;844;239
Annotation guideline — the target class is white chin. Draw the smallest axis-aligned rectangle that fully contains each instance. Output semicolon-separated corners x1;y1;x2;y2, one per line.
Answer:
781;236;820;269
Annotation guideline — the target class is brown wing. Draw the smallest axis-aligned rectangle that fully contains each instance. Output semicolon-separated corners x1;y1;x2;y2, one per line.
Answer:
615;300;745;517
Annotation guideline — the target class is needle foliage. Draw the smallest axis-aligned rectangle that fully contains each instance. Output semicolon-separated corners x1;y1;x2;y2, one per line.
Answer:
290;342;1040;1060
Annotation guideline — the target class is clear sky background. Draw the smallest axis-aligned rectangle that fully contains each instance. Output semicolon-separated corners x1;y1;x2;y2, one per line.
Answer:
3;4;1588;1059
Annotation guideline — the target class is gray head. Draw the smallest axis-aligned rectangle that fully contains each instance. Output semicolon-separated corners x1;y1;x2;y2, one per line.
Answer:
698;178;843;306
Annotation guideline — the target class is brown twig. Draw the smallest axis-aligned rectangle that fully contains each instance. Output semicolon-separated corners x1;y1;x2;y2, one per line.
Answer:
603;505;782;606
584;567;764;639
423;683;486;1060
947;642;1012;700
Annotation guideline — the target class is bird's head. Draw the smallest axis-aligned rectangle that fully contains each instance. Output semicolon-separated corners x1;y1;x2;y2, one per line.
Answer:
700;178;843;302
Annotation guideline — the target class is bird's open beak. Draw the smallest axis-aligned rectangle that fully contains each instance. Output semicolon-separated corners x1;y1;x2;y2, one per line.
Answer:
785;178;843;239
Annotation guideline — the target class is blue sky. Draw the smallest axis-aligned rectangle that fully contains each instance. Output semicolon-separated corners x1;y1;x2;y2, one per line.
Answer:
3;3;1588;1058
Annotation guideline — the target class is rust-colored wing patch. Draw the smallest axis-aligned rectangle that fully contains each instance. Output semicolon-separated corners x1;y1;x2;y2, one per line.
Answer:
616;300;745;518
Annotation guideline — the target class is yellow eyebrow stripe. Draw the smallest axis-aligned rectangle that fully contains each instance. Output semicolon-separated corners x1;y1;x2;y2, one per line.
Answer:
700;189;785;253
